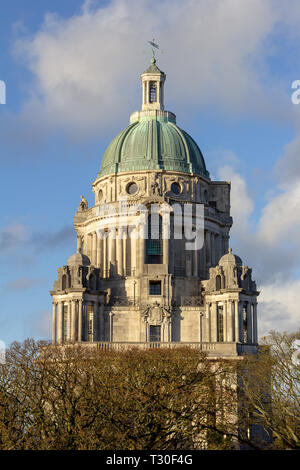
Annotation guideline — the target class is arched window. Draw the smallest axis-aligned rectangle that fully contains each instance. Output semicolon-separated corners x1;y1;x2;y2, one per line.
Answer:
146;212;163;264
217;304;224;342
149;82;157;103
216;275;221;291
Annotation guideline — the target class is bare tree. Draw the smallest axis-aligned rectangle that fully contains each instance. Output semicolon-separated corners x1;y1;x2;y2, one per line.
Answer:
240;330;300;449
2;335;297;450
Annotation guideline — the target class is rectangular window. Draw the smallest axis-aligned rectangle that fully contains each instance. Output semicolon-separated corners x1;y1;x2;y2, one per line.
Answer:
145;213;163;264
149;281;162;295
150;325;161;342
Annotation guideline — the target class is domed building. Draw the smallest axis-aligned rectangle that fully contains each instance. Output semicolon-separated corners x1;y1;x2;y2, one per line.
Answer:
50;57;259;358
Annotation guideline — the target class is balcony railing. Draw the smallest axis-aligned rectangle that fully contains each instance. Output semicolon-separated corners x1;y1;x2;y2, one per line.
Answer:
92;342;214;351
181;296;203;306
172;296;204;307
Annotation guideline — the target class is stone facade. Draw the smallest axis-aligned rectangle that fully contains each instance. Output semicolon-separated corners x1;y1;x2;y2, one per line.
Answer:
50;58;259;360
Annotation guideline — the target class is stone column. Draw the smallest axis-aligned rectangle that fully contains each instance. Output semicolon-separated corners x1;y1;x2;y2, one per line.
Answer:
223;300;228;342
96;233;102;268
92;232;97;266
204;304;211;342
246;301;253;343
238;301;244;343
109;312;113;342
103;233;107;277
130;227;136;276
253;302;258;344
116;228;124;276
57;302;63;344
71;301;76;342
234;300;239;342
52;302;57;344
83;302;88;341
78;299;83;342
168;320;171;343
110;228;116;276
169;216;175;274
157;80;160;104
139;222;145;276
77;236;83;254
142;82;146;106
228;301;233;342
199;312;203;343
211;303;218;342
87;234;92;259
68;301;72;342
123;229;127;276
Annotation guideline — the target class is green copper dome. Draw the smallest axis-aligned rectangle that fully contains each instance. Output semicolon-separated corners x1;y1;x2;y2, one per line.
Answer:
97;58;209;180
97;117;210;179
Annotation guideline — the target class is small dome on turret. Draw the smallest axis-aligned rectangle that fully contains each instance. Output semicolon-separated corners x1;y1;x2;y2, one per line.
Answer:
68;251;90;267
218;248;243;267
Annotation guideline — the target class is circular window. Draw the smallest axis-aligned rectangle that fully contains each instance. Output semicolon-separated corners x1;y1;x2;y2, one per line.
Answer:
126;182;138;195
171;182;181;195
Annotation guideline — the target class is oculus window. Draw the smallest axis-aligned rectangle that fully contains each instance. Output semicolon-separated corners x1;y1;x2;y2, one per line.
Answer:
126;182;138;195
171;182;181;195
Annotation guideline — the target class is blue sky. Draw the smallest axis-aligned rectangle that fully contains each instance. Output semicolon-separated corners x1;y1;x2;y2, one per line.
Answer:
1;0;300;346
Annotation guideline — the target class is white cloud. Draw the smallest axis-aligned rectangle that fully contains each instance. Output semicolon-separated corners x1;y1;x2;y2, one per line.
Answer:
217;154;300;334
10;0;299;140
259;280;300;336
218;165;254;236
257;180;300;246
274;133;300;186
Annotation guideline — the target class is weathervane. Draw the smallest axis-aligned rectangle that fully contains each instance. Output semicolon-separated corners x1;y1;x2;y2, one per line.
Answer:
148;38;159;60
